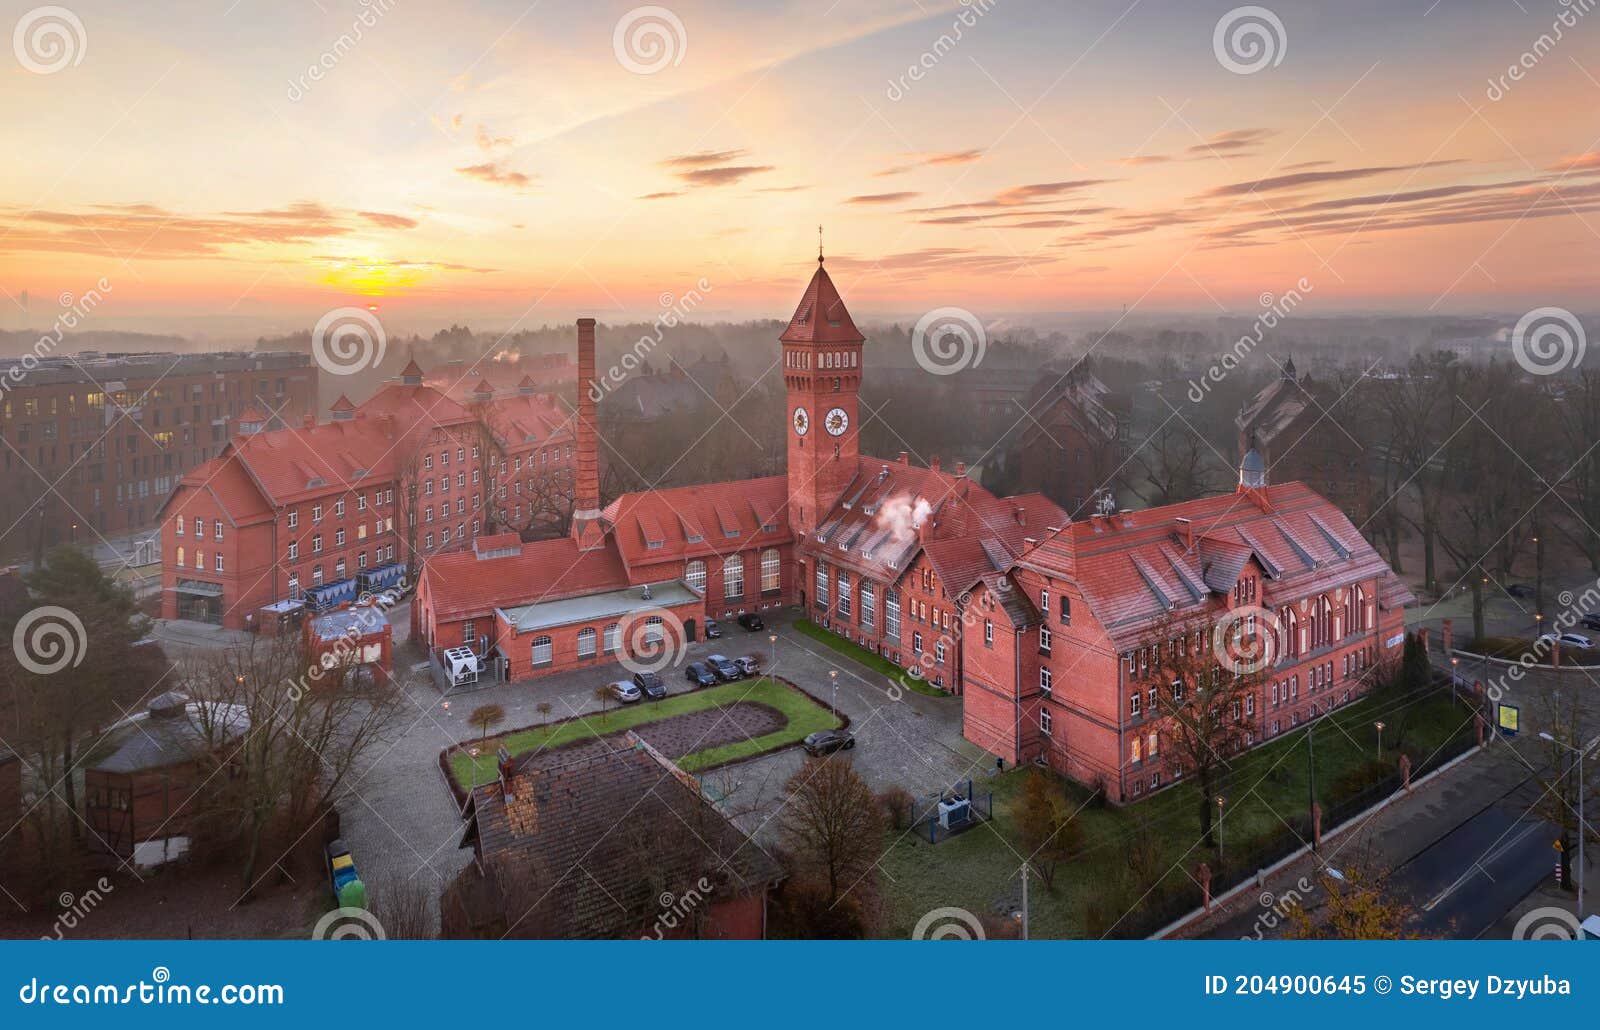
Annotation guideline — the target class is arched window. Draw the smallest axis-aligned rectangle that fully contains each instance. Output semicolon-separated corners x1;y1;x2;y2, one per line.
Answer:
760;549;781;594
577;627;597;658
723;556;745;600
643;615;664;645
531;635;553;666
175;546;184;567
685;559;707;593
603;622;620;654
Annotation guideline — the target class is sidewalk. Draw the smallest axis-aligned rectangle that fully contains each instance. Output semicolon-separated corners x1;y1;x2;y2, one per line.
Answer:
1172;738;1533;938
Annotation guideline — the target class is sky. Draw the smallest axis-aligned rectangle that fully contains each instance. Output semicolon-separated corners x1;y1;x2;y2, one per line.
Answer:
2;0;1599;336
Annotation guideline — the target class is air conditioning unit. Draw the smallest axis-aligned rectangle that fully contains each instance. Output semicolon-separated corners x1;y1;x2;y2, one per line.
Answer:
937;794;971;829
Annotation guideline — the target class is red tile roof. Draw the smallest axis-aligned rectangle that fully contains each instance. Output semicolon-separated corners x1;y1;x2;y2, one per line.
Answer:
219;415;400;506
420;534;631;623
1016;482;1413;650
780;261;864;345
162;451;276;527
484;392;573;452
602;476;791;574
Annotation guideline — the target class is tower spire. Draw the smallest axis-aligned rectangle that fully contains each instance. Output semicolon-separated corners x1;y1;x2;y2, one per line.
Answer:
817;224;824;264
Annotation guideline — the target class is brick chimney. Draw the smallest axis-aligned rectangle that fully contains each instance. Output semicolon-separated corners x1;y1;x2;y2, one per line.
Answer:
1175;515;1195;549
955;461;966;477
571;318;605;551
1014;505;1026;526
930;456;942;473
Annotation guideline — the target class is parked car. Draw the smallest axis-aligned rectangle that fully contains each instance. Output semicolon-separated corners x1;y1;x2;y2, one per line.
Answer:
1538;632;1593;650
609;679;643;704
631;671;663;696
1582;613;1600;632
685;662;717;688
1507;584;1534;599
707;654;742;681
704;619;723;639
802;729;855;756
734;655;760;677
737;612;766;632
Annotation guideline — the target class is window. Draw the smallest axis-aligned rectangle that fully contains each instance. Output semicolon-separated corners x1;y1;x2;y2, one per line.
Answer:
1040;667;1053;695
643;615;665;646
912;631;923;655
1060;595;1070;625
213;519;223;540
984;619;993;646
724;556;745;601
1130;692;1141;717
685;559;707;593
1131;737;1142;764
885;588;901;641
861;581;876;630
603;623;620;654
577;628;597;658
1039;625;1052;654
1040;589;1050;616
934;639;946;664
1040;708;1052;735
312;505;323;523
531;636;553;666
1246;695;1256;716
312;534;323;554
214;554;224;572
335;499;345;518
835;570;850;617
814;564;829;608
761;549;781;593
175;546;184;566
287;542;298;560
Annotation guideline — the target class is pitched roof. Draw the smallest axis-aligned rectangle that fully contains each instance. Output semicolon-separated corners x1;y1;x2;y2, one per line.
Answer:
90;693;250;775
464;734;781;938
602;476;791;574
215;415;399;505
780;261;864;345
1017;482;1413;651
165;450;278;526
419;534;630;623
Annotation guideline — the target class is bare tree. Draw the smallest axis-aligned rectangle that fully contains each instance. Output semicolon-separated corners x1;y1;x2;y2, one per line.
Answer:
777;755;881;905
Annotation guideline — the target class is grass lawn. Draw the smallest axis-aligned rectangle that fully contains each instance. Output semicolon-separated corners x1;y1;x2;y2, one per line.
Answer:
878;686;1475;939
792;619;948;698
448;677;841;788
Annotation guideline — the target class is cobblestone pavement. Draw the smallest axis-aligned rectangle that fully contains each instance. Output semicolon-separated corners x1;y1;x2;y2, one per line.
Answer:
331;608;986;921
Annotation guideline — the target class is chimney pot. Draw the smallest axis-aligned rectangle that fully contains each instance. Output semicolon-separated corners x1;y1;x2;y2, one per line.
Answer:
955;461;966;477
930;456;942;473
898;451;909;464
302;414;315;429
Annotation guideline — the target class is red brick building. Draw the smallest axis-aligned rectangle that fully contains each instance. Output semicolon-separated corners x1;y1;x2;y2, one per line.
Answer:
157;359;573;628
412;255;1412;806
0;350;315;557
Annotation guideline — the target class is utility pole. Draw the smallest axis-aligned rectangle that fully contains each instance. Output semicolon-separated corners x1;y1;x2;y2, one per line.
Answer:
1307;719;1318;849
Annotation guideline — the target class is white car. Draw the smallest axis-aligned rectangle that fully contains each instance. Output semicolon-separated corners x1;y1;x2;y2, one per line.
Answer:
1538;632;1593;651
608;680;642;704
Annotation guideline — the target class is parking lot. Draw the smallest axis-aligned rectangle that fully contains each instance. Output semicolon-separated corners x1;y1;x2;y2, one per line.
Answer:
332;607;989;913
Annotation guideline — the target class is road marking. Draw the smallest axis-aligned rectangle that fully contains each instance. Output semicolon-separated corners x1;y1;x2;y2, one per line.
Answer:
1422;820;1541;911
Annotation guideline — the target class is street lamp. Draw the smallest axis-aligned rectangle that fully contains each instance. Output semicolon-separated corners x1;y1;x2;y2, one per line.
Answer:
828;669;838;717
1539;731;1590;922
769;633;777;672
1374;721;1386;760
1216;795;1227;862
1450;656;1459;704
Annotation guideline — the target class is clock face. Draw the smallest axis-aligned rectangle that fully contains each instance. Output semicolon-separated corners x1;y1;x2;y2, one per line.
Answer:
825;407;850;437
792;407;809;436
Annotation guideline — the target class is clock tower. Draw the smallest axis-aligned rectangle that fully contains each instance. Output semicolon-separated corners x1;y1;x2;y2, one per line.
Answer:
783;250;864;539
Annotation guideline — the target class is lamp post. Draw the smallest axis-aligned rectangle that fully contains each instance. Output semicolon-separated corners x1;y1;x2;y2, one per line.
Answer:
1216;795;1226;862
828;669;838;718
1374;721;1386;760
1539;731;1590;921
1450;656;1459;705
769;633;777;672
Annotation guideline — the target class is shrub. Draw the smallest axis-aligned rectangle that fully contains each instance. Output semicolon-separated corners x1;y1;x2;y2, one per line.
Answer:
877;786;916;831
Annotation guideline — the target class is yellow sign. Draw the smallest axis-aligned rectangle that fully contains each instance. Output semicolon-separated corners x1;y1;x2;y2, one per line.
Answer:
1498;704;1520;735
